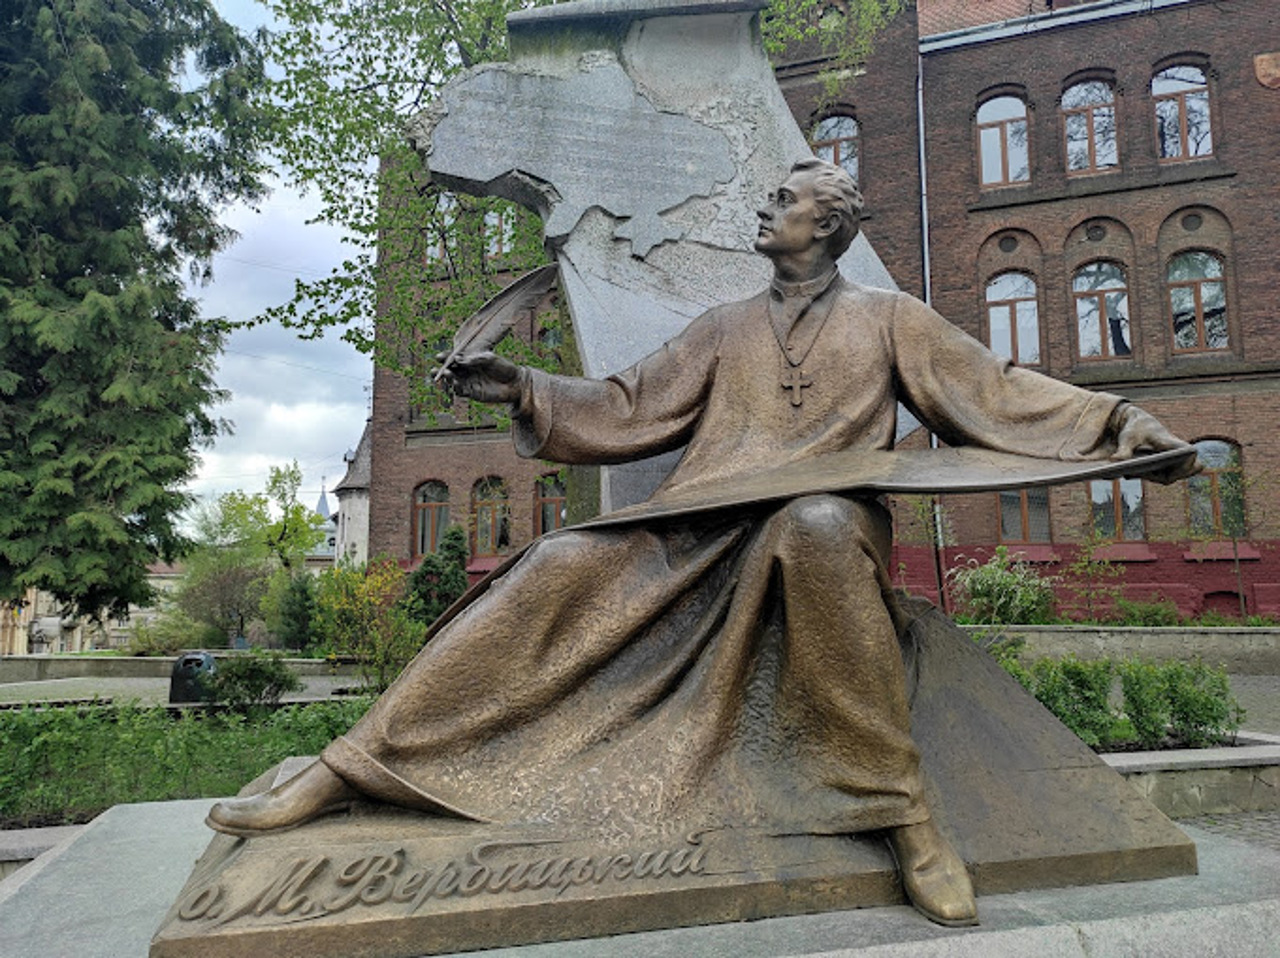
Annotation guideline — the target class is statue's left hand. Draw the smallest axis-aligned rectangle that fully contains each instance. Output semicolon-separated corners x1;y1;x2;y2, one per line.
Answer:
1112;405;1200;483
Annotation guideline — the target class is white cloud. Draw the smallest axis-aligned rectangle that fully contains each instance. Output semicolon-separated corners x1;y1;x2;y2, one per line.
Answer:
187;182;370;512
184;2;373;513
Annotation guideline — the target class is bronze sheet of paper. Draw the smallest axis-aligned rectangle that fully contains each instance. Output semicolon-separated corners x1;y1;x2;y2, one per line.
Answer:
579;446;1195;530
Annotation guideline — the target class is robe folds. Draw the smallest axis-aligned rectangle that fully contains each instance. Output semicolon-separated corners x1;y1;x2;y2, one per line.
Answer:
322;279;1124;839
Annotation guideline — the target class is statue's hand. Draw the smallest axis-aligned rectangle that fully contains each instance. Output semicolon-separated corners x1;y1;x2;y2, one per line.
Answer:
1112;405;1200;483
436;351;526;405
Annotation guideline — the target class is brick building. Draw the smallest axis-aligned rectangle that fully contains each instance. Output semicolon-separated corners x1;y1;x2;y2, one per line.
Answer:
358;0;1280;616
891;0;1280;616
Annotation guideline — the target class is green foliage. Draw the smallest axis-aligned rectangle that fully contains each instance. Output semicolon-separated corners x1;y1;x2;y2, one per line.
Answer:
203;649;303;708
1163;660;1243;748
761;1;909;101
313;559;428;692
240;0;561;422
125;607;212;657
404;526;469;626
174;550;269;644
1028;656;1116;748
1117;659;1170;749
177;463;323;643
269;571;319;650
991;653;1245;751
948;546;1059;625
1113;597;1183;628
0;699;371;827
208;462;325;570
0;0;267;618
1061;534;1125;623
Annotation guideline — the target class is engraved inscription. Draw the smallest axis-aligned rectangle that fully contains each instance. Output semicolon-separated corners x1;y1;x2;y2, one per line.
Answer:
179;835;709;925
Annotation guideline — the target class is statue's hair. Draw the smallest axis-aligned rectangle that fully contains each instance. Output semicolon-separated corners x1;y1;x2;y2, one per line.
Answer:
789;157;863;257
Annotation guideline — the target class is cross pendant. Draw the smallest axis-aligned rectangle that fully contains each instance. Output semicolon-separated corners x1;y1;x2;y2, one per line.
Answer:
781;366;812;406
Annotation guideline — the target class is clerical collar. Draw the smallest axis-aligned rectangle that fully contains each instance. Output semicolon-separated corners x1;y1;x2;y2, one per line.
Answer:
770;267;839;301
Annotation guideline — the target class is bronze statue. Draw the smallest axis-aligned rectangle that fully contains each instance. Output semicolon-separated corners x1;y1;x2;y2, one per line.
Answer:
207;158;1195;928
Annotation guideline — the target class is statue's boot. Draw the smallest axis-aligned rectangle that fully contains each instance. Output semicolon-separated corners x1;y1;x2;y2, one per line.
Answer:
206;760;358;837
886;818;979;927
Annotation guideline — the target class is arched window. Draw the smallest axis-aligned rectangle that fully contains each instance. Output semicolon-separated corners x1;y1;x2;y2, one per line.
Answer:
984;272;1040;366
472;477;510;556
1090;478;1145;541
1188;440;1244;538
998;488;1050;543
1168;251;1227;352
977;96;1029;186
1153;65;1212;161
534;474;567;536
1062;81;1118;174
1073;261;1132;360
810;116;859;182
413;481;450;556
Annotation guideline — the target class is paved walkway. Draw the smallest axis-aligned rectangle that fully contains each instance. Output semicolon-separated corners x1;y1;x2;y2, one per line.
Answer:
0;674;351;706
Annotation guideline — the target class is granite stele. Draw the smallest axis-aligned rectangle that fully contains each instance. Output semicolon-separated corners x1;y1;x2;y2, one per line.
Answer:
152;2;1198;956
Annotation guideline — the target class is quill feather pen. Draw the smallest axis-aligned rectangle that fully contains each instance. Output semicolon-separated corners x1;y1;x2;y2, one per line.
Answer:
433;263;560;382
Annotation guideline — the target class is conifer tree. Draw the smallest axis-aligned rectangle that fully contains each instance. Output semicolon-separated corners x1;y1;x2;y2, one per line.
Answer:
0;0;266;617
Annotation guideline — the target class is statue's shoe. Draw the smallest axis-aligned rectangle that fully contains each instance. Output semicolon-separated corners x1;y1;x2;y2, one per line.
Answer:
205;762;357;837
887;819;979;927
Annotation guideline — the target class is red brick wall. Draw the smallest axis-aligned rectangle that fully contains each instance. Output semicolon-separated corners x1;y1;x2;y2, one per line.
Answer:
900;0;1280;616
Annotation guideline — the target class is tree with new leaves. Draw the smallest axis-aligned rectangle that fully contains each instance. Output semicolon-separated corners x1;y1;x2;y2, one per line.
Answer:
0;0;267;617
248;0;906;416
179;462;323;643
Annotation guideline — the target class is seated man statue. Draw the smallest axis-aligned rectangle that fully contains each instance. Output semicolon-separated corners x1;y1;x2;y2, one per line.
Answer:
209;158;1193;927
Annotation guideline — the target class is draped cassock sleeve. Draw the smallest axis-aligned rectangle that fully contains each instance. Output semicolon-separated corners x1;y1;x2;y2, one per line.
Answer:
512;306;725;464
888;293;1125;460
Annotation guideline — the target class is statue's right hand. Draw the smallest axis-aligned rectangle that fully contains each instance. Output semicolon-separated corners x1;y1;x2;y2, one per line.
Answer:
436;351;526;405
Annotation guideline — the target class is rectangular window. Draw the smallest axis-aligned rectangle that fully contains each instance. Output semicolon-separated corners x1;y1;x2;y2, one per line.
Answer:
1090;478;1144;541
998;488;1050;543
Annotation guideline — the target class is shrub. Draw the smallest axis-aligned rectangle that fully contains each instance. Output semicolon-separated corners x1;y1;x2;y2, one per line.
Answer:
1117;659;1170;749
1163;660;1243;747
272;571;319;650
1113;597;1183;628
204;649;303;708
125;608;212;657
314;559;428;692
403;525;469;627
1029;656;1116;747
948;546;1058;625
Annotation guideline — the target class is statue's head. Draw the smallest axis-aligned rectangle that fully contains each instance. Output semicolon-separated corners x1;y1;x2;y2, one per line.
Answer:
755;158;863;262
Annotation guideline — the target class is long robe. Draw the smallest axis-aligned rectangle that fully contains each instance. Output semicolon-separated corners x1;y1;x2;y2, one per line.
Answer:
322;278;1123;839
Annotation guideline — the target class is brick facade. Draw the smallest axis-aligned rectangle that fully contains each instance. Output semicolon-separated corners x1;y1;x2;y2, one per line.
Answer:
899;0;1280;616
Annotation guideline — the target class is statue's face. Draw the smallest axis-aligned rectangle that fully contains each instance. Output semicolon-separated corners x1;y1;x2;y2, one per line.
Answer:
755;170;823;257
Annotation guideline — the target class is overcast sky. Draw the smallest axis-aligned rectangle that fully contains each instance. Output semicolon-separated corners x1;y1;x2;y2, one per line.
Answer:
189;1;371;514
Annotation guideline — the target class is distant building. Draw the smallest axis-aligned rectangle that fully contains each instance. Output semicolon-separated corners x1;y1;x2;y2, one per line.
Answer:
304;482;340;573
333;424;372;566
